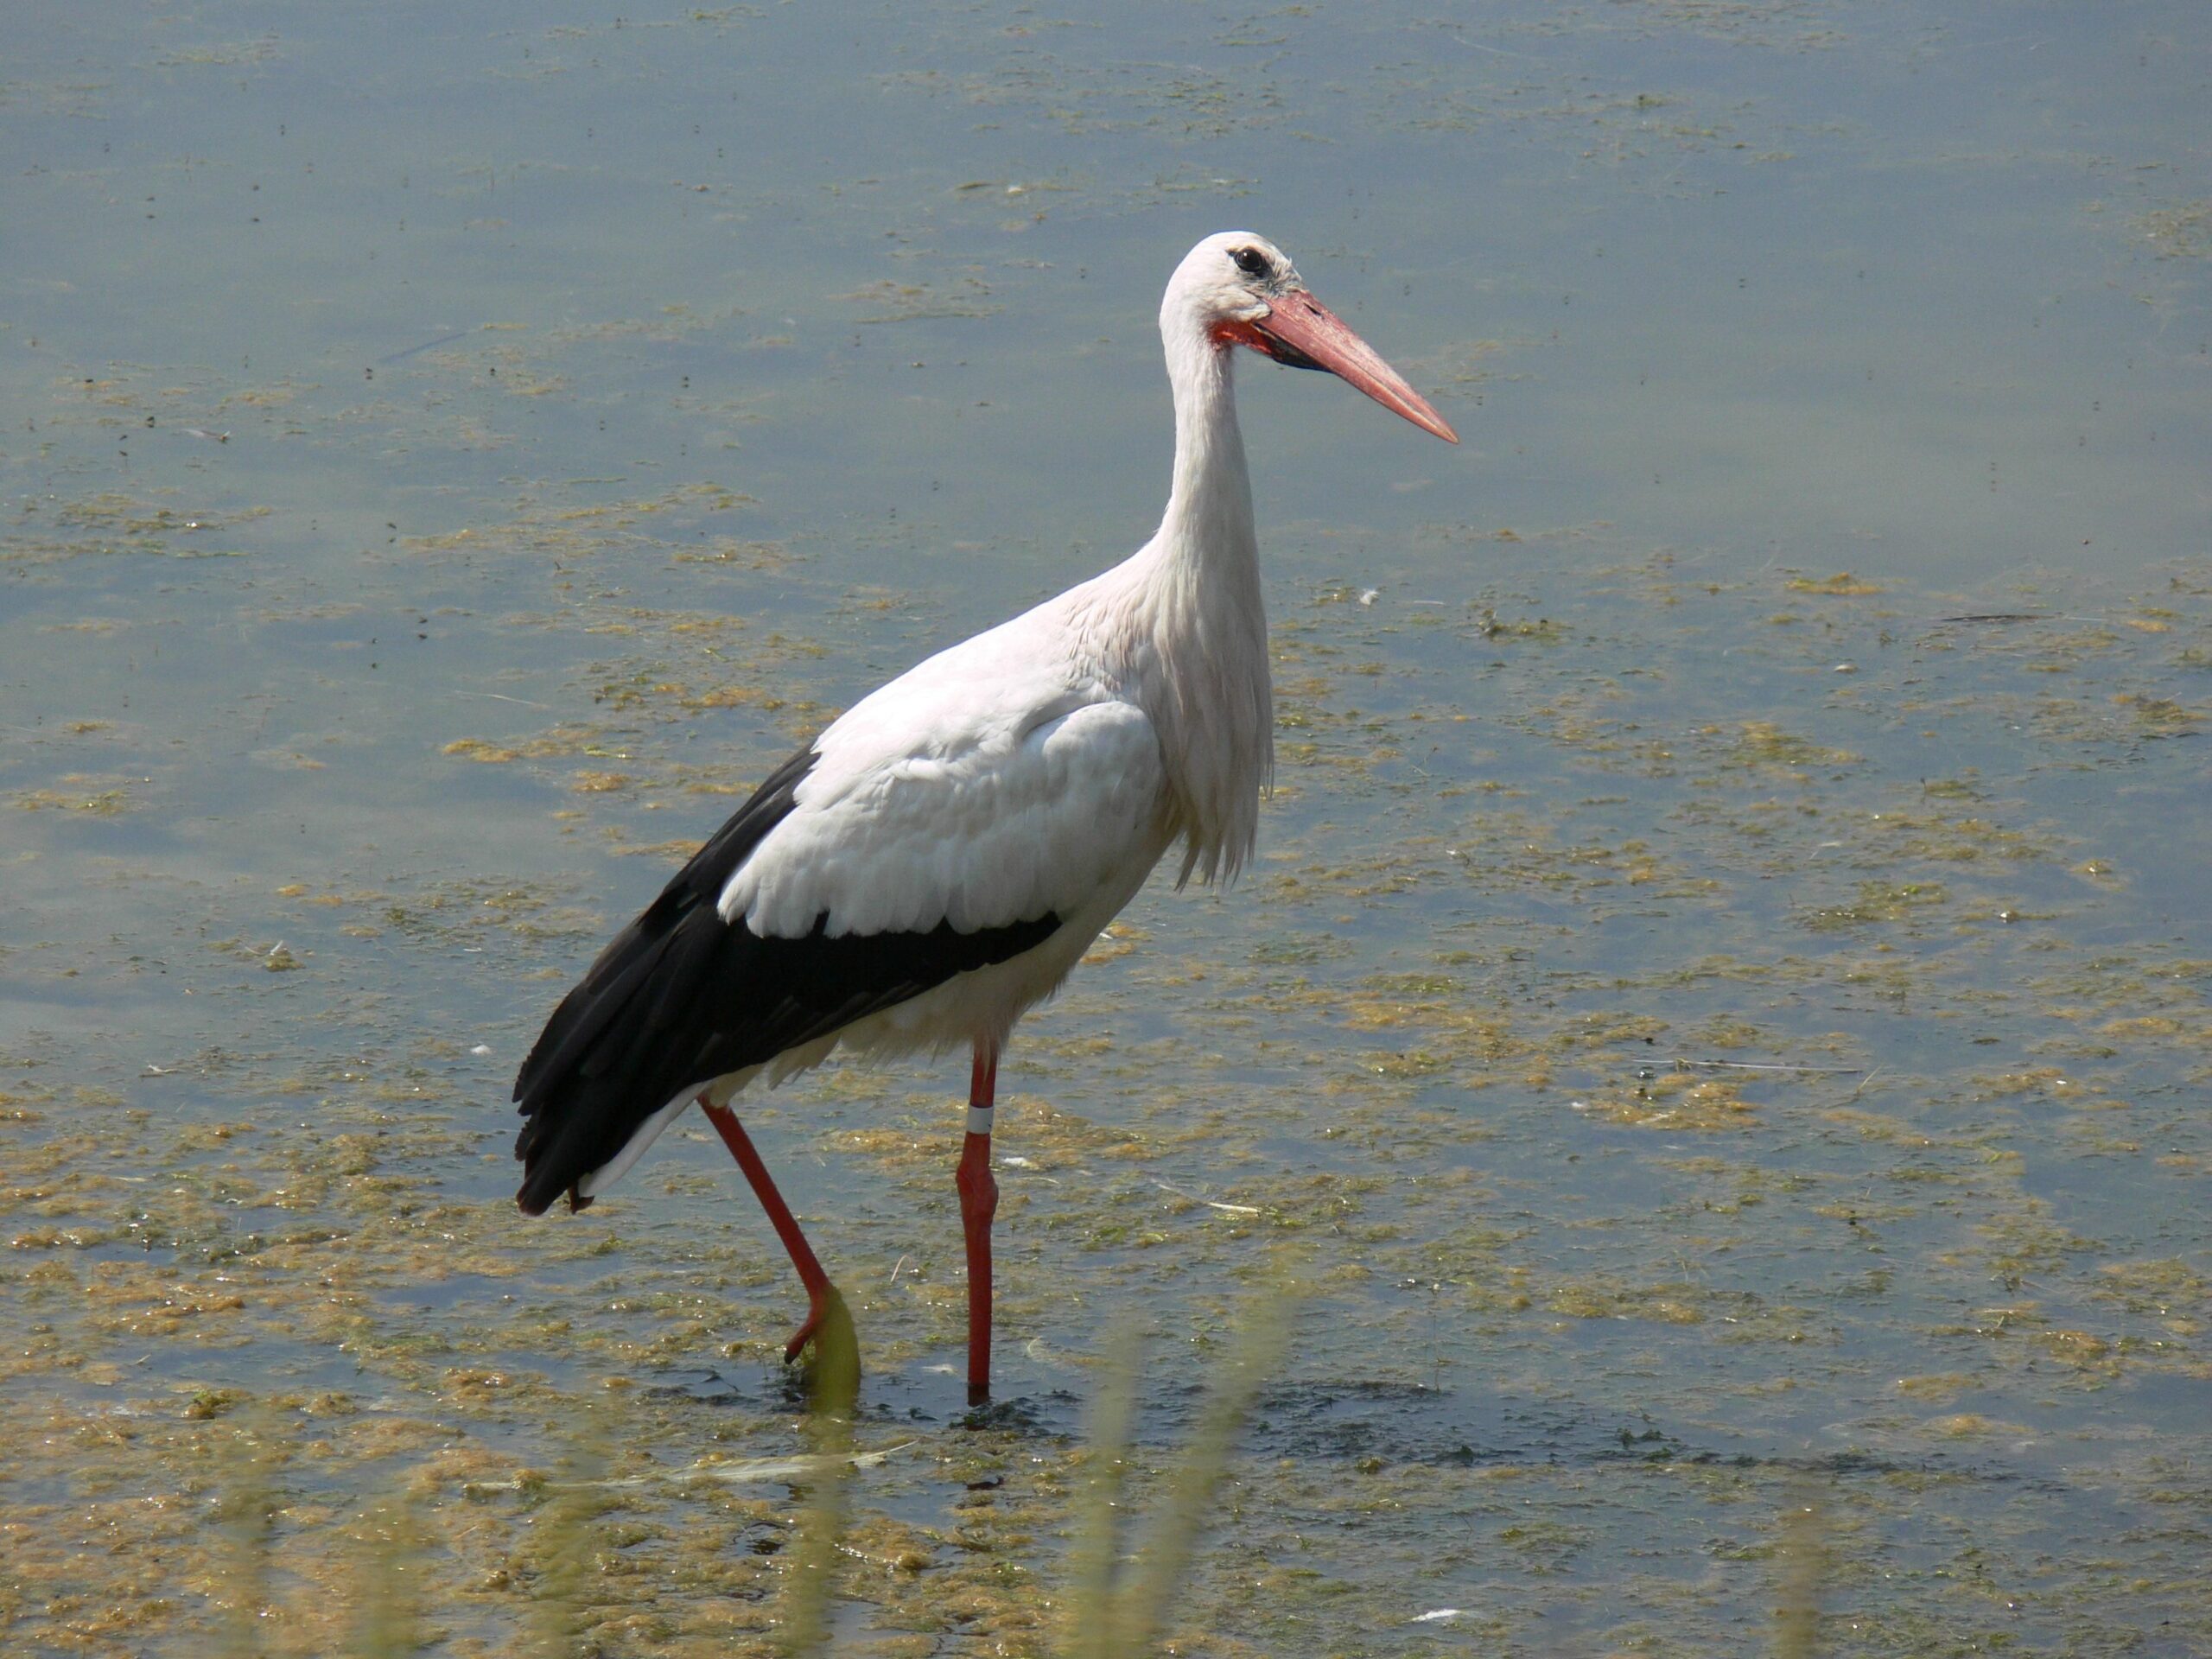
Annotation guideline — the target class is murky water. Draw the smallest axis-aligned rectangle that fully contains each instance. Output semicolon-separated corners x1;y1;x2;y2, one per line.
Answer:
3;3;2207;1655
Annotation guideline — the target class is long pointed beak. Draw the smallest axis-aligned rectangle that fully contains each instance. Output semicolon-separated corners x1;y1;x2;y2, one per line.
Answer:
1252;289;1459;443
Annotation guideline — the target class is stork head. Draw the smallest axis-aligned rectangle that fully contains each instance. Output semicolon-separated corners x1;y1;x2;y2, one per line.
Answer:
1163;232;1459;443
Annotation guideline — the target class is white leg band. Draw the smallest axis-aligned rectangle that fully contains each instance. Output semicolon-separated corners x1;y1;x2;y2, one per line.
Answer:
966;1105;995;1138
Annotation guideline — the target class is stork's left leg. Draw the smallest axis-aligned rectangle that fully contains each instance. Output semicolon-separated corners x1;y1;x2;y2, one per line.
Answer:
699;1098;853;1372
956;1047;1000;1406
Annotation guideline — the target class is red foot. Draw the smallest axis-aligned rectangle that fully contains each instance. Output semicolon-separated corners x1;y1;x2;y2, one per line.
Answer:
785;1280;858;1400
784;1283;837;1363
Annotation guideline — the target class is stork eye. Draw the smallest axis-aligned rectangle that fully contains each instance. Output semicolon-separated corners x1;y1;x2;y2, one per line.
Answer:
1229;246;1268;278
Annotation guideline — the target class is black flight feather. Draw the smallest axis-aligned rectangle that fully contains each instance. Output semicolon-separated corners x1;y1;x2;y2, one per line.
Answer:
514;743;1060;1216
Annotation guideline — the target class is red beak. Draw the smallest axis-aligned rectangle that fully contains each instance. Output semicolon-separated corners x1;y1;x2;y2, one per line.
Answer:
1248;289;1459;443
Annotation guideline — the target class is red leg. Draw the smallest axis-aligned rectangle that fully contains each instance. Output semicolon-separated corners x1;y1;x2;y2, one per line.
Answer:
956;1047;1001;1406
699;1097;850;1367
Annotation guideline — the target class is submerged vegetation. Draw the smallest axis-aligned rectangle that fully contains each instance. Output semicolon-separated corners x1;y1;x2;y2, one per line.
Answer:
4;549;2204;1654
6;0;2211;1652
180;1286;1861;1658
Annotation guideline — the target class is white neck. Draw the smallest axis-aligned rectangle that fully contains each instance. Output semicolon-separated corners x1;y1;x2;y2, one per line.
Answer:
1158;320;1258;568
1114;315;1273;886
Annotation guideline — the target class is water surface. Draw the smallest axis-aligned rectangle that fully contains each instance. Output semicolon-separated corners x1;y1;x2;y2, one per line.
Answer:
3;3;2208;1654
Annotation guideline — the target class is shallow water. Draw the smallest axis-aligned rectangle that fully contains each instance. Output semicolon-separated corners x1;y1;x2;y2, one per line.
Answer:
3;3;2208;1655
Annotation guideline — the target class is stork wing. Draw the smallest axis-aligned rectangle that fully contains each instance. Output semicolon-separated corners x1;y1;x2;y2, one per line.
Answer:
514;637;1167;1215
728;689;1166;940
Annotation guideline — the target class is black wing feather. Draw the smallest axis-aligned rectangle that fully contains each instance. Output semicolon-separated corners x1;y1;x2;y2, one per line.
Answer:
513;743;1058;1216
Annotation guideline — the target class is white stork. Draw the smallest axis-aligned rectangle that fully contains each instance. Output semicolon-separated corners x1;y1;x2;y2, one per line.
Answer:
514;232;1456;1402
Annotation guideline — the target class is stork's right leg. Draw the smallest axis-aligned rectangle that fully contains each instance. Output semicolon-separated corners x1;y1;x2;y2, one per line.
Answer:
956;1048;1001;1407
699;1098;853;1370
